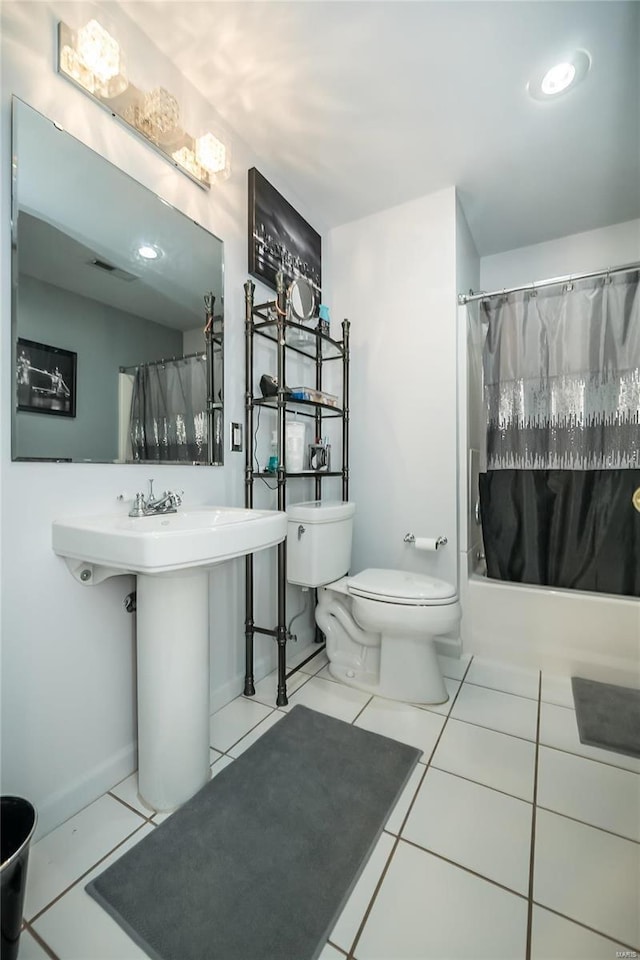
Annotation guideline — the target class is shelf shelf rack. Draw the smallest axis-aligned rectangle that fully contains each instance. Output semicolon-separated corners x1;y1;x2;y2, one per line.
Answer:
243;273;350;705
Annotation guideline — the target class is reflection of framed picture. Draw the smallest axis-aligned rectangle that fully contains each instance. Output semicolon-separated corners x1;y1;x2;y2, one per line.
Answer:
248;167;321;299
16;338;77;417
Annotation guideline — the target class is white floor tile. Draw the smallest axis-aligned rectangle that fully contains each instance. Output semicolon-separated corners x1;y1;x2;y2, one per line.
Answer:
250;667;309;707
402;768;532;895
413;677;461;716
210;748;224;765
316;664;337;683
319;944;345;960
539;702;640;774
438;653;472;681
384;763;425;835
32;825;155;959
354;840;528;959
466;657;540;700
228;710;284;758
534;808;640;947
209;696;274;752
110;773;155;819
531;905;631;959
537;745;640;841
289;645;329;674
25;796;146;921
432;717;536;801
354;697;445;757
329;832;395;952
540;673;575;708
15;930;51;960
451;683;538;741
281;676;371;723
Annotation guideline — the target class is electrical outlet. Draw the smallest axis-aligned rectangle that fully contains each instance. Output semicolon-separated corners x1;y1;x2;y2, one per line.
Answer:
230;422;243;452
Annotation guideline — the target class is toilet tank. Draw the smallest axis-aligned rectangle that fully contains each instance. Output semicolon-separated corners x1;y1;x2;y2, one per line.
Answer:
286;501;355;587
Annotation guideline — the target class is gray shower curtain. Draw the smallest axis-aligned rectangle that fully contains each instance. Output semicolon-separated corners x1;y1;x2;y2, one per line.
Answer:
478;270;640;596
130;355;208;462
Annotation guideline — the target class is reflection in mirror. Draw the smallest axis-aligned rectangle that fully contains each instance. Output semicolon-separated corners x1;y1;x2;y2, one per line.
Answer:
11;97;224;464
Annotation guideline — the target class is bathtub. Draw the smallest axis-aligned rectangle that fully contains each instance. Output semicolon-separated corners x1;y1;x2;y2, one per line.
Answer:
461;555;640;688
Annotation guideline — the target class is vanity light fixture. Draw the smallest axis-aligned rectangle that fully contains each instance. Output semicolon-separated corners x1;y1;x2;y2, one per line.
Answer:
57;19;230;189
528;50;591;101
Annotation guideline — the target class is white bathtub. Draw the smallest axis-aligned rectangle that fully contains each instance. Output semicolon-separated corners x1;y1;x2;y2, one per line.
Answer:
461;556;640;688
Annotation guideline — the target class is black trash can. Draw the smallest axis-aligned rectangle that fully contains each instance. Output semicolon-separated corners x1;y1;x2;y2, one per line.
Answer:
1;797;37;960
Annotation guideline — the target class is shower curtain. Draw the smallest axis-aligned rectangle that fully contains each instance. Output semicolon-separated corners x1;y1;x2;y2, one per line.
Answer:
129;355;208;462
477;270;640;597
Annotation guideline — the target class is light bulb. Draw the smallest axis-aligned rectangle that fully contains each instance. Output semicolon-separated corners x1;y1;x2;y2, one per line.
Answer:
195;133;226;175
540;62;576;96
77;20;120;83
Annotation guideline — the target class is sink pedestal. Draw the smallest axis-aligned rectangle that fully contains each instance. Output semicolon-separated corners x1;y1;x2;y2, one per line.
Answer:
137;572;211;811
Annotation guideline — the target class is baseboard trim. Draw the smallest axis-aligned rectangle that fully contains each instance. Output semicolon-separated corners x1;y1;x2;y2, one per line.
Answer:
34;742;137;841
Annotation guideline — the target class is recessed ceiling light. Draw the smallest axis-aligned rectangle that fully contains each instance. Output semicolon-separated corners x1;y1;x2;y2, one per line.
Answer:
137;244;160;260
528;50;591;101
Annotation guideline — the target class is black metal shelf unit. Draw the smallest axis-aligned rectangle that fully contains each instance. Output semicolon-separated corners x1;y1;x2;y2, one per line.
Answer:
243;274;350;706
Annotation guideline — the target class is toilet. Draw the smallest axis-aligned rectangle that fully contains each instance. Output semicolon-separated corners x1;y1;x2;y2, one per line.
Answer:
286;500;461;704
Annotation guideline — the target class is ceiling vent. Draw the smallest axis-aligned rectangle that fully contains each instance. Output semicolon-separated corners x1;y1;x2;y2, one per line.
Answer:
88;258;138;282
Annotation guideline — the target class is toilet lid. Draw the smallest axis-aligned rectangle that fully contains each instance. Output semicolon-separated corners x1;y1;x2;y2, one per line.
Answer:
347;568;457;604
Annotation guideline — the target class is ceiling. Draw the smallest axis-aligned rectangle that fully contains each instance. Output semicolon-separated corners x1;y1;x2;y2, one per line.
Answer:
119;0;640;257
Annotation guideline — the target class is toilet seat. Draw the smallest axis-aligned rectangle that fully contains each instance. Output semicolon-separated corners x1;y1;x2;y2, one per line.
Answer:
347;568;457;606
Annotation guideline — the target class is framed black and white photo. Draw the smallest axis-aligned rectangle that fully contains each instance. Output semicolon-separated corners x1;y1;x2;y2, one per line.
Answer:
16;338;77;417
248;167;321;299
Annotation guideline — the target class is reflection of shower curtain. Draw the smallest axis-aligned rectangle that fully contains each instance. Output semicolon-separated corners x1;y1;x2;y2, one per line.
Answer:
477;271;640;597
129;355;207;462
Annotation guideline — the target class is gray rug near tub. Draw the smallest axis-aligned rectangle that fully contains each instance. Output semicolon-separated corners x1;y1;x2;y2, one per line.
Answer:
571;677;640;759
87;705;421;960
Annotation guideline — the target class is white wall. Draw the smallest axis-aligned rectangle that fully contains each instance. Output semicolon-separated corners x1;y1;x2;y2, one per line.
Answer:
328;187;459;591
480;218;640;290
0;1;326;837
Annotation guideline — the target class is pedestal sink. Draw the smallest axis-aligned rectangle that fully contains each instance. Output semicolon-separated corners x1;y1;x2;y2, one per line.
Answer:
52;507;286;812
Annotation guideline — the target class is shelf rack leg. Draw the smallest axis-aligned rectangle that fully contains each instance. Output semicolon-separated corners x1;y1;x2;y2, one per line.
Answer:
244;553;256;696
275;536;288;706
276;625;288;706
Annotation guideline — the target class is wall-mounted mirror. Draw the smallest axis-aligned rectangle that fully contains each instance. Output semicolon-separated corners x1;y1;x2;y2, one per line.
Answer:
11;98;224;465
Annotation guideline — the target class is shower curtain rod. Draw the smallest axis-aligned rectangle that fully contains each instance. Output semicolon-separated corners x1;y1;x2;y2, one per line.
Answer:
119;350;206;373
457;260;640;305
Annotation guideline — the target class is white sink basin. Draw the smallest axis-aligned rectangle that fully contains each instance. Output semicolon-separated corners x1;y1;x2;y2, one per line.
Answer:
52;506;286;574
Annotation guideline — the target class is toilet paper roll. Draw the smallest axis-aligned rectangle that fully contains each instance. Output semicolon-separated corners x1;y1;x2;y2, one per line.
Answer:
414;537;441;552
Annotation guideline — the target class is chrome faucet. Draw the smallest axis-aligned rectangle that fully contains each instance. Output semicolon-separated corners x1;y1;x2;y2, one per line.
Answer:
129;479;183;517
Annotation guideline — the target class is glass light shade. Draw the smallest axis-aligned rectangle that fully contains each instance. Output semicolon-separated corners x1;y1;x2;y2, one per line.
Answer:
172;146;202;180
540;62;576;96
77;20;120;83
59;43;96;94
136;87;181;142
195;133;226;174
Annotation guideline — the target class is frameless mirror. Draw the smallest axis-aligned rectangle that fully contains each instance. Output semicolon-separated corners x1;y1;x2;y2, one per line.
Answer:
11;98;224;464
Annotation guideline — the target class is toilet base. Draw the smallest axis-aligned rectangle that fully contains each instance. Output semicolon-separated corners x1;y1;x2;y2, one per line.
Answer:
327;635;449;706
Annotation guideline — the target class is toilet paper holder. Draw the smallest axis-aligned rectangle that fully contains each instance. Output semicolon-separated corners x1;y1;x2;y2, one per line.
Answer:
404;533;448;548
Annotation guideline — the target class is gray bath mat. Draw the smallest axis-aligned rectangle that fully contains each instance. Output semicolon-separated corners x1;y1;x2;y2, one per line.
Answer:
87;705;421;960
571;677;640;759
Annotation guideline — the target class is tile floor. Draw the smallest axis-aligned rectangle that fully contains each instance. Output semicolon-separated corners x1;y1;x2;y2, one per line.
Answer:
19;650;640;960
